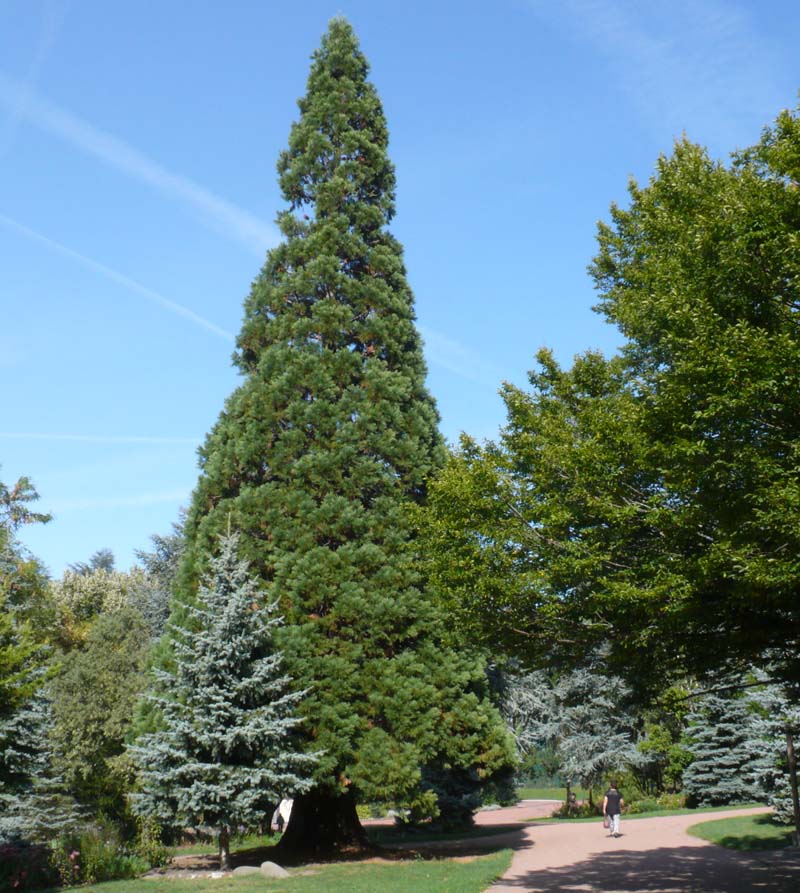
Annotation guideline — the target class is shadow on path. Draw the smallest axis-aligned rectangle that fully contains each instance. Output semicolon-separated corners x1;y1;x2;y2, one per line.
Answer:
494;841;800;892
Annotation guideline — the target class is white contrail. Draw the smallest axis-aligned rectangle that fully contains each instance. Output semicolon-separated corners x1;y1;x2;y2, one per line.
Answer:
419;325;502;384
0;73;278;254
47;488;191;512
0;0;68;158
0;432;199;445
0;213;235;341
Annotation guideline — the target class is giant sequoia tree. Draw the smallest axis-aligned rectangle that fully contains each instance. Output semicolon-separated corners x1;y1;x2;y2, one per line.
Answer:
173;19;513;854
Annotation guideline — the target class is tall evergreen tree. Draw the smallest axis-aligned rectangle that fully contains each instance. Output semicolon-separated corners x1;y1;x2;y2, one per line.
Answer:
747;679;800;841
523;666;640;805
682;682;764;807
174;18;514;853
133;535;316;869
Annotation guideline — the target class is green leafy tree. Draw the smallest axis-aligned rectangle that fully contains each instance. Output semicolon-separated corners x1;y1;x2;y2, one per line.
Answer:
173;18;514;854
132;534;317;870
49;566;148;647
422;102;800;699
49;606;150;824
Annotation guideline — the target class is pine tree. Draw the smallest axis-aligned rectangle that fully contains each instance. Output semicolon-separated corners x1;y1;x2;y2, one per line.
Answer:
683;684;765;807
0;695;83;843
132;534;317;870
174;18;514;854
518;666;640;805
748;680;800;839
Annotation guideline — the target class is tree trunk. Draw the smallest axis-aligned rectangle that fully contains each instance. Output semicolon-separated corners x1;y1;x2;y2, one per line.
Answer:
277;788;373;857
218;825;231;871
786;731;800;848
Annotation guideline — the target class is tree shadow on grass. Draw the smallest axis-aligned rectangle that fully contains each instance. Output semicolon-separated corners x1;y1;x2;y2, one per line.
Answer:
167;826;526;870
496;841;800;892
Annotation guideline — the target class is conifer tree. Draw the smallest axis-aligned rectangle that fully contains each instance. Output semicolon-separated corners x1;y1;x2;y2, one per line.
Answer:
174;18;514;853
747;681;800;841
132;534;316;870
0;695;83;843
683;684;764;807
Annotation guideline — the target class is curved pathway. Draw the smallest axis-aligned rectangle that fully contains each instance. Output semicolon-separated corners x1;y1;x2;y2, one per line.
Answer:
474;802;800;893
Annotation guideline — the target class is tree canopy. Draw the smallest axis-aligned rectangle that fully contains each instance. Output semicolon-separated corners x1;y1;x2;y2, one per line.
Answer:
421;103;800;699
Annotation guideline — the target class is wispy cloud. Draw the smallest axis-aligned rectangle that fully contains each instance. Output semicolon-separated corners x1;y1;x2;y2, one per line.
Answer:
529;0;780;146
419;325;502;385
0;0;68;159
0;213;235;341
0;73;278;254
47;488;191;513
0;432;199;445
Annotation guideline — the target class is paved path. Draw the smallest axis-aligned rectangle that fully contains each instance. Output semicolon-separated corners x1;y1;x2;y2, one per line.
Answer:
474;802;800;893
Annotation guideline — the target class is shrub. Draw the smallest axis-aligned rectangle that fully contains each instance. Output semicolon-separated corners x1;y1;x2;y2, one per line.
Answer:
625;793;687;814
626;798;660;814
135;817;168;868
0;843;58;891
550;801;601;819
50;823;150;886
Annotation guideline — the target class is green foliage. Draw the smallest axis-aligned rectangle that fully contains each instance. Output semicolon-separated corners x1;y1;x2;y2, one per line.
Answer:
421;101;800;700
68;548;115;576
550;800;600;819
626;792;686;814
49;606;150;824
49;821;151;886
171;17;514;845
49;567;148;648
507;666;640;799
746;678;800;824
0;471;64;844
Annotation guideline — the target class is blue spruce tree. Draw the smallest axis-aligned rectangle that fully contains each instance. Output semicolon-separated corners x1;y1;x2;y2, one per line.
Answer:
683;684;764;807
131;534;316;870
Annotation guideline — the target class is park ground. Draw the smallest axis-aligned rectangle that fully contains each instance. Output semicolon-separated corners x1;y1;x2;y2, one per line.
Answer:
97;799;800;893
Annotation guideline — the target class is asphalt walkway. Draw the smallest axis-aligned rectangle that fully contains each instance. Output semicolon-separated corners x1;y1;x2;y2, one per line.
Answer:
475;802;800;893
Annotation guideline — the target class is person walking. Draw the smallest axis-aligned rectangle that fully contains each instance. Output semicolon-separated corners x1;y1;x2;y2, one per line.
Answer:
602;781;624;838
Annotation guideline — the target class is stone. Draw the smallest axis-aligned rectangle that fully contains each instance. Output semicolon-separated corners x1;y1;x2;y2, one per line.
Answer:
260;861;290;878
232;865;261;876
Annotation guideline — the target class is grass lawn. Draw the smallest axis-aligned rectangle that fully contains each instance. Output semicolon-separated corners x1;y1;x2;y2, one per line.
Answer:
516;786;582;801
688;813;795;852
530;803;767;824
43;850;512;893
368;823;519;845
168;833;279;856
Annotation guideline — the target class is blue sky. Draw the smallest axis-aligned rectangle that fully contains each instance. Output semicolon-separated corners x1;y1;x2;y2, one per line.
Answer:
3;0;798;575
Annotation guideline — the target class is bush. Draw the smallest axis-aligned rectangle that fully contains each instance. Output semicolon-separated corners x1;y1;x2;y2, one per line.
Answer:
356;802;390;820
626;798;660;814
50;822;150;886
550;801;601;819
626;792;687;814
0;842;58;891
